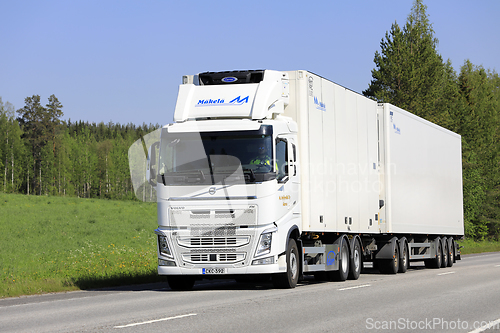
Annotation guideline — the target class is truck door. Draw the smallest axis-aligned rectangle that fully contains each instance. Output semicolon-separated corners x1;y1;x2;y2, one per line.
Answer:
275;135;299;214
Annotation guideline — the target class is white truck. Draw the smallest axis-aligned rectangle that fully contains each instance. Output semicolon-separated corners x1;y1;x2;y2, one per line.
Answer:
129;70;464;290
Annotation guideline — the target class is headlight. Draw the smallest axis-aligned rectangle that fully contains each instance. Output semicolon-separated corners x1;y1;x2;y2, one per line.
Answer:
255;232;273;256
158;235;172;257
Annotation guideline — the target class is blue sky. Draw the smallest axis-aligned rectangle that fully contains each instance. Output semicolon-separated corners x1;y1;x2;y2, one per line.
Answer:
1;0;499;126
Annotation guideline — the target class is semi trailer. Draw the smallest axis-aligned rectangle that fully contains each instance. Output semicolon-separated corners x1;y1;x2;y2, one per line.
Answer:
129;69;464;290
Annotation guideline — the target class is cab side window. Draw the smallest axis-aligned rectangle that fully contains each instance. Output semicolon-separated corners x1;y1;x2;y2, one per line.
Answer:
275;138;288;182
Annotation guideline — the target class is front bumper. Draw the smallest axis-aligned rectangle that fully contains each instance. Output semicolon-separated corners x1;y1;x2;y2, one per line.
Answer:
158;262;284;276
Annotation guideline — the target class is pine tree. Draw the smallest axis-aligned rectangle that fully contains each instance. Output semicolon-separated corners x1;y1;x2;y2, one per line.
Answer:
363;0;445;121
17;95;64;195
458;62;500;239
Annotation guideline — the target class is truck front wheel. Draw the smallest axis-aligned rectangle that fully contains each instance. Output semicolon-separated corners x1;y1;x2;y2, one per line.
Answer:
272;238;299;289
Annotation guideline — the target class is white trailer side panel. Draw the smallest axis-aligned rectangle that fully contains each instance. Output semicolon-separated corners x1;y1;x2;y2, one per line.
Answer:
285;71;379;234
380;104;464;235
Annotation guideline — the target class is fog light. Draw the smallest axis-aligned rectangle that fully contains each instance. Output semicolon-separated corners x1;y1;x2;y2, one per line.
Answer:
252;256;275;265
158;259;176;266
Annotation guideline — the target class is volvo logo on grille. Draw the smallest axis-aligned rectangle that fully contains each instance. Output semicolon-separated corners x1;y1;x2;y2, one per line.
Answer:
209;187;217;195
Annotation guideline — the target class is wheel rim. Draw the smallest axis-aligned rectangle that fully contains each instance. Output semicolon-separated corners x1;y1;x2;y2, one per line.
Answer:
290;251;298;280
354;249;360;271
341;248;348;272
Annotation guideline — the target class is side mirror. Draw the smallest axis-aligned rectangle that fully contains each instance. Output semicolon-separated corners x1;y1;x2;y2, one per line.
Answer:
147;142;160;186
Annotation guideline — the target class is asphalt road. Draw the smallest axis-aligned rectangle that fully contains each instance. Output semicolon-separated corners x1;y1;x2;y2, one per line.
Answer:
1;253;499;333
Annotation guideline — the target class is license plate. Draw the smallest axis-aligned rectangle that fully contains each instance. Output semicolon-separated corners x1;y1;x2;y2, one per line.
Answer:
202;268;226;274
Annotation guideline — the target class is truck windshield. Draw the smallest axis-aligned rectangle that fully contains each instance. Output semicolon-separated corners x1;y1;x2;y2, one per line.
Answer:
158;128;276;185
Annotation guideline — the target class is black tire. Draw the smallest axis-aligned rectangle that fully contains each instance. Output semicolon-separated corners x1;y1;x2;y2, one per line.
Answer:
426;238;442;269
398;242;408;273
272;238;299;289
167;276;195;291
348;239;362;280
441;239;449;268
379;242;399;274
332;239;349;281
447;238;454;267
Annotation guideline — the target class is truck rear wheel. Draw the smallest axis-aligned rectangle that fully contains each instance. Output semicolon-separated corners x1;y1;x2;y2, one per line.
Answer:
332;239;349;281
167;276;195;291
348;239;362;280
272;238;299;289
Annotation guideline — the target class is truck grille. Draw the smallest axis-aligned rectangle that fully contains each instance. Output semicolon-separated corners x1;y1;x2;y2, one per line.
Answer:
177;236;250;248
169;207;257;227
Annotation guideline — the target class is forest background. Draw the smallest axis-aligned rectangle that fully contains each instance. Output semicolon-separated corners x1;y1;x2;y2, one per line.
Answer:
1;0;499;240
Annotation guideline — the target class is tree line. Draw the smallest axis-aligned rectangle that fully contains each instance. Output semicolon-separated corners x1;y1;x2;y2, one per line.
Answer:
0;96;159;200
363;0;500;240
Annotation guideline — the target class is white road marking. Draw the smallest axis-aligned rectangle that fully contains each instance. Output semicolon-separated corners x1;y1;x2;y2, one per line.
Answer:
437;271;455;276
114;313;197;329
468;317;500;333
462;253;498;260
338;284;371;291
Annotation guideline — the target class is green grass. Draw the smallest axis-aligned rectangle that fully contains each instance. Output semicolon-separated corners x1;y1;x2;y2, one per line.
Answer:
458;238;500;254
0;193;161;298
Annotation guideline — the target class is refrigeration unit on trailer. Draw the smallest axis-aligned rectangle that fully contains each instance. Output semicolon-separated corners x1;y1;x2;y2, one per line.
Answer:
128;69;464;290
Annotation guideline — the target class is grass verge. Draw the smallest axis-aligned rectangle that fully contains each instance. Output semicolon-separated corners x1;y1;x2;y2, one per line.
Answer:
0;193;162;298
458;238;500;255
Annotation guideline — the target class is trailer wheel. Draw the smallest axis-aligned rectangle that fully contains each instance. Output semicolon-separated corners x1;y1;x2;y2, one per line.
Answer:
272;238;299;289
379;242;399;274
348;239;362;280
167;276;195;291
441;239;449;268
447;238;454;267
425;238;442;269
398;242;408;273
332;239;349;281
